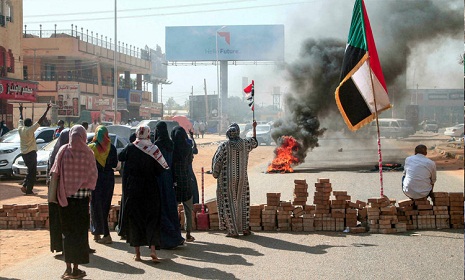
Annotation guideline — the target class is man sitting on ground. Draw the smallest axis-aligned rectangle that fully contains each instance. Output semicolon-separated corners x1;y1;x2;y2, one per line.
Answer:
402;144;437;201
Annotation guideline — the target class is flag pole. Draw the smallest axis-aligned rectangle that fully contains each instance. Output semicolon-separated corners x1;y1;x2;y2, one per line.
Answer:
367;53;384;197
252;82;255;122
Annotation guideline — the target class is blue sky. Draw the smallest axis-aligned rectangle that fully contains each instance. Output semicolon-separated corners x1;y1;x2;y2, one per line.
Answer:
23;0;464;106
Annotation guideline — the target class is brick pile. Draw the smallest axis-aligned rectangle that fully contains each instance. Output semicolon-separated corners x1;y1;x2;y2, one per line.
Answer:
249;204;264;231
313;178;332;231
205;199;219;230
448;192;464;229
277;201;292;231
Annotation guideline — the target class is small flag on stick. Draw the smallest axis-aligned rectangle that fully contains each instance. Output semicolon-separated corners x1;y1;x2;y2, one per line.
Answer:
243;80;254;111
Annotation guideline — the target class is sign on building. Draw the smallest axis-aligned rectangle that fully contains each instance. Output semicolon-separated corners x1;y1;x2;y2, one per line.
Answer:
57;84;80;118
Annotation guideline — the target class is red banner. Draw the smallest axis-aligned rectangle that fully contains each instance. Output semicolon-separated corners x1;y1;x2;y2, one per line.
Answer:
0;78;37;102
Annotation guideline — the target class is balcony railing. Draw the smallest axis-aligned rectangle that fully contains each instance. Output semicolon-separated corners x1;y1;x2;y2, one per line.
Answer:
23;24;150;61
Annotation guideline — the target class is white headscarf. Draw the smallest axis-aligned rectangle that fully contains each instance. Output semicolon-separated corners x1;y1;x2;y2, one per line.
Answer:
133;125;169;169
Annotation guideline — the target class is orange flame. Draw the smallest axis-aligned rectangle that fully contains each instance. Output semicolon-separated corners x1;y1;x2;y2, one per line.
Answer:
267;136;300;173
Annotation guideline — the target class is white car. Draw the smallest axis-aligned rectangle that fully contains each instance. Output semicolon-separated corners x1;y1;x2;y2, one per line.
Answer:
246;124;273;145
0;127;55;177
444;123;464;138
12;138;57;180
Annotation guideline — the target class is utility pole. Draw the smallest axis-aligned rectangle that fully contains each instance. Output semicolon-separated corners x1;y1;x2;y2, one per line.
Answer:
191;85;194;120
204;78;209;123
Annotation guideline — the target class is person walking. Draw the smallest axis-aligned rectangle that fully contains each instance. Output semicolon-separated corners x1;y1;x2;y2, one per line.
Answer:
193;121;200;138
0;120;9;136
118;125;169;263
199;121;206;138
212;122;257;237
187;129;199;204
88;126;118;244
154;121;185;249
18;103;51;195
50;125;98;279
171;126;196;242
402;144;437;200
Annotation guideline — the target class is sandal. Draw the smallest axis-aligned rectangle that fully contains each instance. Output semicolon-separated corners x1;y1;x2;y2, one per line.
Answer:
134;255;142;262
61;268;71;279
151;253;161;263
243;230;252;236
226;233;239;238
67;269;86;279
186;235;195;242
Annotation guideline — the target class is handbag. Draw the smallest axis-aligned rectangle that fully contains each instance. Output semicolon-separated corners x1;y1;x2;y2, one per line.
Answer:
48;173;59;204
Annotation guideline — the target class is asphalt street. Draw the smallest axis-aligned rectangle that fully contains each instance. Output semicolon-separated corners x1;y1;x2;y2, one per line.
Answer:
0;132;463;279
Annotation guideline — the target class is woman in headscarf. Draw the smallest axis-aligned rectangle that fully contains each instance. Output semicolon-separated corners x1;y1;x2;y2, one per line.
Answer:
171;126;196;242
212;122;257;237
50;125;98;279
154;121;185;249
88;125;118;244
118;125;169;262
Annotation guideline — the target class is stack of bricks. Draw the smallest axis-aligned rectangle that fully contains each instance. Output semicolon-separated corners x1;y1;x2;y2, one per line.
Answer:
414;197;435;230
448;192;464;229
397;199;416;231
355;200;368;229
293;180;309;206
313;178;332;231
367;197;390;233
277;201;292;231
291;205;305;232
206;199;219;230
262;193;279;230
331;191;349;231
108;205;120;230
432;192;449;229
249;205;264;231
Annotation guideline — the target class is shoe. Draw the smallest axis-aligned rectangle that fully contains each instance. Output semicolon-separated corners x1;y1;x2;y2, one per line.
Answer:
20;187;26;193
88;248;96;254
61;268;71;279
66;268;86;279
93;235;101;242
97;235;112;244
24;192;37;196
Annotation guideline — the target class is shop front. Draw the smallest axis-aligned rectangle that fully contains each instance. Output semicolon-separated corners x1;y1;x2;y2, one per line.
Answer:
0;77;38;129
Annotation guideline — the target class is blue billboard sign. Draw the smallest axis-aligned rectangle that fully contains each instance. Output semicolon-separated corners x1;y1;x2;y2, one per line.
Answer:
165;25;284;62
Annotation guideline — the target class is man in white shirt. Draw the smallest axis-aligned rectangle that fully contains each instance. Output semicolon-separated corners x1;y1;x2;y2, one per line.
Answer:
402;144;437;200
18;103;51;195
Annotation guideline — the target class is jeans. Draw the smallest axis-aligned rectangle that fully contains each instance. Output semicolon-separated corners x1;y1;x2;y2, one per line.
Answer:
22;150;37;193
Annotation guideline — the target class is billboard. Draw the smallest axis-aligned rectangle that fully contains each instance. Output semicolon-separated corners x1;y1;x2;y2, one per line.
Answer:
166;25;284;62
57;84;80;118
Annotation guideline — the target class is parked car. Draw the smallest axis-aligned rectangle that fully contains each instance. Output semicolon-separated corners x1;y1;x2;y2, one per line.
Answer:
421;120;439;132
238;123;252;138
0;127;55;177
444;123;464;138
107;124;132;140
246;124;273;145
369;118;415;139
12;138;58;180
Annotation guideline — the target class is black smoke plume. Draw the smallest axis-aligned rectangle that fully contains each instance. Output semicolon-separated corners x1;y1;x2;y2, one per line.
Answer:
272;0;462;165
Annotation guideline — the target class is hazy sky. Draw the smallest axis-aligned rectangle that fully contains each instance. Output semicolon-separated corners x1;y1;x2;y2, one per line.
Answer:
23;0;464;106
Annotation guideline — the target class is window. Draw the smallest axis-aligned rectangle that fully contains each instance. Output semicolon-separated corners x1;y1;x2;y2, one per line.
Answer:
116;138;124;149
23;65;28;80
5;1;11;22
37;130;54;143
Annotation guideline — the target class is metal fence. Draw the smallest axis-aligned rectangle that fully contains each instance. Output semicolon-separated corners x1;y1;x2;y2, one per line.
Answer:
23;24;150;61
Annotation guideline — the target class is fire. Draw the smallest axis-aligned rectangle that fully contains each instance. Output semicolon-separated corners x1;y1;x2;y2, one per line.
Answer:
267;136;300;173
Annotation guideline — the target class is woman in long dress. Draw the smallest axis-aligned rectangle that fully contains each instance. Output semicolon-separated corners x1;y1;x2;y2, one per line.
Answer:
88;125;118;244
154;121;185;249
118;125;169;262
212;122;257;237
50;125;98;279
171;126;196;242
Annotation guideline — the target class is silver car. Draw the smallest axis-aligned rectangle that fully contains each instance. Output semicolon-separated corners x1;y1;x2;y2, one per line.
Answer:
444;123;464;138
246;124;273;145
12;138;57;180
0;127;55;177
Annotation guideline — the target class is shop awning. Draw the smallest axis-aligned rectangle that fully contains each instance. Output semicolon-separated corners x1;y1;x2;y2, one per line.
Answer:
0;77;38;102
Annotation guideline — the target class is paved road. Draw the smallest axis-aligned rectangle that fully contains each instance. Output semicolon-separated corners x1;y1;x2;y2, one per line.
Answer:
0;132;463;279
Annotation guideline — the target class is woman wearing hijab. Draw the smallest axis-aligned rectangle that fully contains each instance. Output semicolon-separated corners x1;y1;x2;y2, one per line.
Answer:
88;125;118;244
212;122;257;237
50;125;98;279
171;126;195;242
154;122;185;249
118;125;169;262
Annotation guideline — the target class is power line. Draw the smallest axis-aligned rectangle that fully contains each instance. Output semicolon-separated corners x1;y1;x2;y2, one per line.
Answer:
24;0;253;18
24;0;316;24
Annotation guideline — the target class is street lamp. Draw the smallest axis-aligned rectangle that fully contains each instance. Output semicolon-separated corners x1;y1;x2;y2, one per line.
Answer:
216;25;226;134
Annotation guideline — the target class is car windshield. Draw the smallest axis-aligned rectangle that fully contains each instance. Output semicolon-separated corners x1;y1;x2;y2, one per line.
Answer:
41;138;59;151
256;125;270;132
0;130;20;143
397;121;411;127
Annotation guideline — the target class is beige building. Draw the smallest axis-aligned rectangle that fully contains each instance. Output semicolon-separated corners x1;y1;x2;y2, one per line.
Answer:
0;0;38;128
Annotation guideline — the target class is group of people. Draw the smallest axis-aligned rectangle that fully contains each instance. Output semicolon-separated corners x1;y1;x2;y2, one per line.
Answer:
192;121;206;138
12;102;436;279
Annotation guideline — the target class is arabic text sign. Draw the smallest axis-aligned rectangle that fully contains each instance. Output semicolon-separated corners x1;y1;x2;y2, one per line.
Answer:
57;84;80;118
